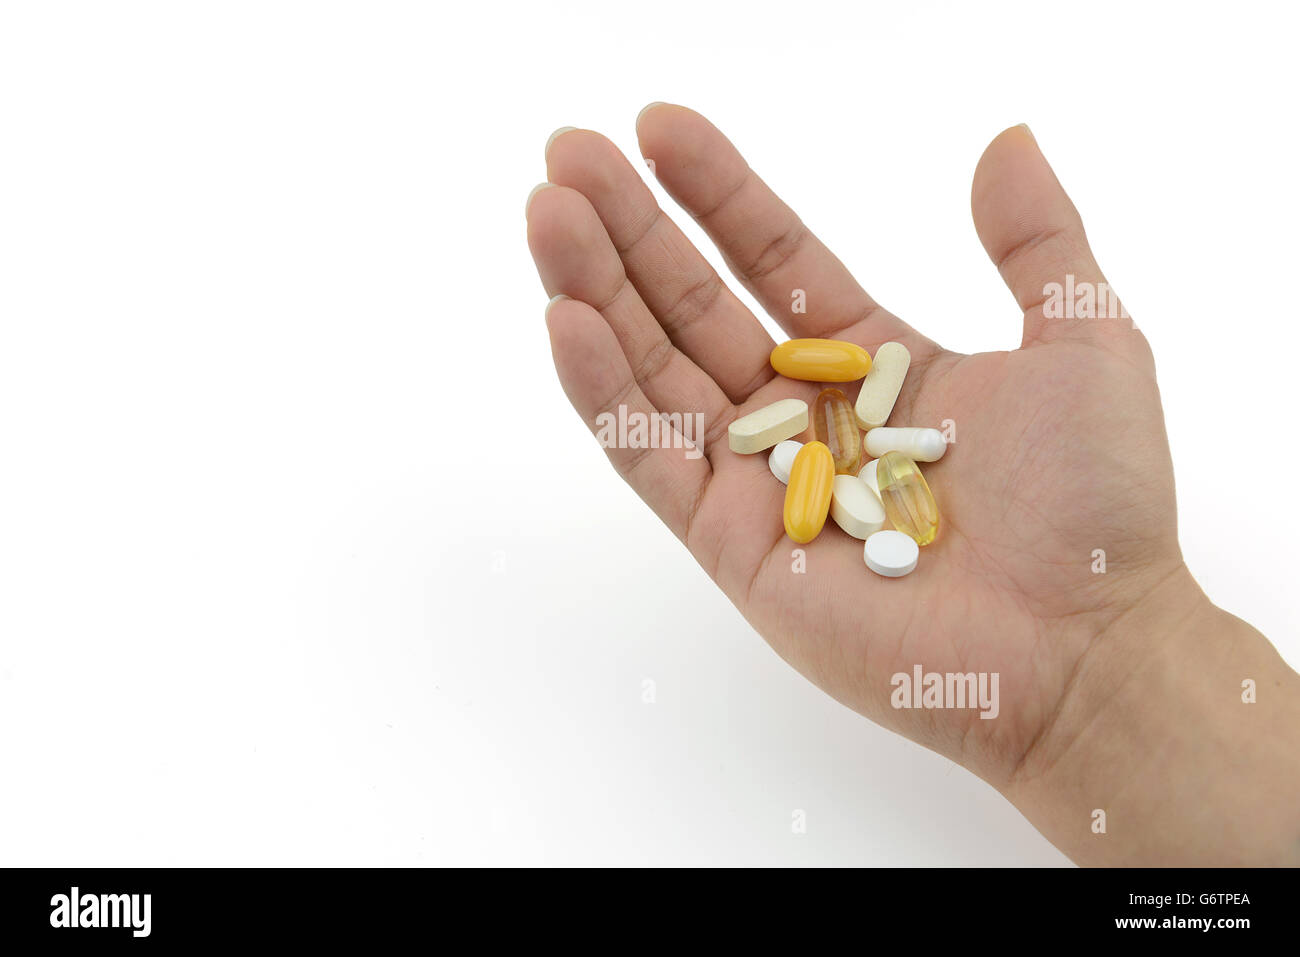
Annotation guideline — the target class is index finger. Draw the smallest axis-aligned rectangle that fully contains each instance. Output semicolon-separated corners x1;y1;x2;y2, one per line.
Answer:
636;103;940;361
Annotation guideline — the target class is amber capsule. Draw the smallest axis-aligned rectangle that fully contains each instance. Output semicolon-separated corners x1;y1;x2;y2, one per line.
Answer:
875;451;939;546
770;339;872;382
783;441;835;544
811;388;862;474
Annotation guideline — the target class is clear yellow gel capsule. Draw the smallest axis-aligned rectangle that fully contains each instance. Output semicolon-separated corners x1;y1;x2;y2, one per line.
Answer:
783;441;835;543
770;339;872;382
875;450;939;546
811;387;863;475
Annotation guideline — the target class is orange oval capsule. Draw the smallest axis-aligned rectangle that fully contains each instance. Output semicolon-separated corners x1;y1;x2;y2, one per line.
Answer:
875;451;940;546
783;441;834;543
811;387;862;474
770;339;872;382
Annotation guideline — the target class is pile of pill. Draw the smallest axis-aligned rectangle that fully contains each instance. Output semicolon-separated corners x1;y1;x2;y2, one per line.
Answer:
727;338;943;578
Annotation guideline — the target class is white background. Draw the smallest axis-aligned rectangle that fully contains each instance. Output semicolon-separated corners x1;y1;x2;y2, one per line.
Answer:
1;1;1297;866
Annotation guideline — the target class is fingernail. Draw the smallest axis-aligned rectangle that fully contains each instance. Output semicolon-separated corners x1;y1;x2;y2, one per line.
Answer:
525;182;554;218
1017;123;1035;142
544;126;577;160
637;102;668;125
544;293;570;323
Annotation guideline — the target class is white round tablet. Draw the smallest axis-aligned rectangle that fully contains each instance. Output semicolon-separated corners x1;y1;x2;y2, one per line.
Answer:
858;458;879;494
863;530;919;578
768;439;803;484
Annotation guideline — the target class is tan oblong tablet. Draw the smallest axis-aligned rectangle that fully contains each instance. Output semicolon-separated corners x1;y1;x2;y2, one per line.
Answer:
727;398;809;454
854;342;911;430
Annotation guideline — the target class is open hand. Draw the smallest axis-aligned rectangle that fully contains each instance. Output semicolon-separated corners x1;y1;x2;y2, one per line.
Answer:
526;105;1296;864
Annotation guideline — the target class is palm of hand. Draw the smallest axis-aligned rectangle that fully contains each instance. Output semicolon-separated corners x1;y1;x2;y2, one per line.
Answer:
528;106;1180;789
714;338;1178;786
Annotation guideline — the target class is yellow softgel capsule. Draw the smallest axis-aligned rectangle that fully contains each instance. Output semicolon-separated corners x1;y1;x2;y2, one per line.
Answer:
783;441;835;544
811;387;862;474
770;339;871;382
875;451;939;546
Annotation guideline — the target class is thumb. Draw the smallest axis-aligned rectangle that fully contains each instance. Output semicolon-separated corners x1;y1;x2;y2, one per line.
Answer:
971;125;1138;351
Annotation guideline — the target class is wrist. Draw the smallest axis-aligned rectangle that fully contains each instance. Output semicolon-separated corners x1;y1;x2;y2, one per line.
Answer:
1004;566;1300;865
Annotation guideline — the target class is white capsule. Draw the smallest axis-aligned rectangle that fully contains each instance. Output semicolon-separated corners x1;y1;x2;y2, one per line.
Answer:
768;439;803;484
858;458;879;495
864;427;947;462
728;398;808;454
863;530;919;578
830;474;886;539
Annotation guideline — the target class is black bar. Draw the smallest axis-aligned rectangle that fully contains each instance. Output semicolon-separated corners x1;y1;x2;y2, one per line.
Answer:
0;867;1289;945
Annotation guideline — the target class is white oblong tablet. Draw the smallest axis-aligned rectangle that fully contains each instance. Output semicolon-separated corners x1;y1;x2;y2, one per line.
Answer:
858;458;879;495
768;439;803;484
728;398;809;454
864;427;947;462
830;474;886;539
854;342;910;430
863;530;919;578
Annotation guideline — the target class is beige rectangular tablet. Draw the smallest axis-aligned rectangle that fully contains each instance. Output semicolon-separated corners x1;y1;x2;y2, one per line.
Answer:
728;398;808;454
854;342;911;430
